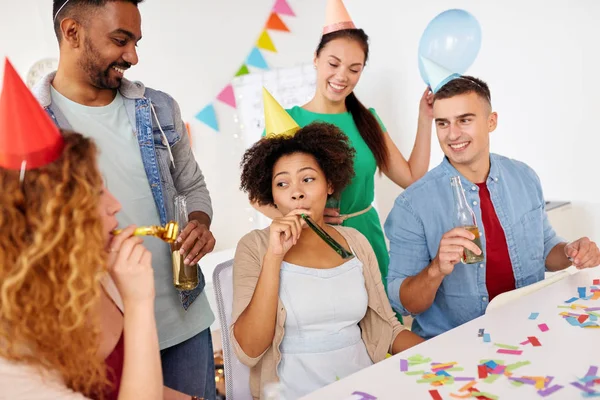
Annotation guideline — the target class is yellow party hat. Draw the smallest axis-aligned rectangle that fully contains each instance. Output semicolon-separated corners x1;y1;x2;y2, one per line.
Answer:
263;88;300;138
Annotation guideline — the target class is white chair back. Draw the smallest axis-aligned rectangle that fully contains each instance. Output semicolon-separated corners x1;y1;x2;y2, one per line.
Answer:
213;260;252;400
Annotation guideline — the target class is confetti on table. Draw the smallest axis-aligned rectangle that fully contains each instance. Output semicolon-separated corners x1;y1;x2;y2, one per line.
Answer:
529;312;540;320
538;323;549;332
484;374;502;384
537;384;564;396
572;382;597;394
594;279;600;285
494;343;520;350
527;336;542;347
506;361;532;371
450;393;472;399
586;307;600;312
478;365;488;379
579;287;588;298
429;389;443;400
454;377;476;381
585;366;598;377
432;362;458;371
478;328;485;337
510;377;537;385
490;365;507;375
351;391;377;400
480;359;505;365
470;392;499;400
483;333;491;343
408;355;432;366
520;339;531;345
484;361;499;369
459;380;477;392
579;314;590;324
566;297;580;303
400;359;408;372
497;349;523;355
405;370;426;376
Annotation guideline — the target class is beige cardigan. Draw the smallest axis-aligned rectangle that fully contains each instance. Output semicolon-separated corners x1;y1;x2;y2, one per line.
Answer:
230;226;406;399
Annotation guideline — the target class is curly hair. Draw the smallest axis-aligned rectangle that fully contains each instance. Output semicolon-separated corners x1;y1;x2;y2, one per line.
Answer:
240;122;356;206
0;131;109;397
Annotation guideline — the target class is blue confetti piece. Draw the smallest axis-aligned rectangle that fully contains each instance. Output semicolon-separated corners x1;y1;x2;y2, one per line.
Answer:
529;312;540;320
566;316;581;326
485;361;498;369
565;297;580;303
436;370;451;377
483;333;491;343
578;287;587;298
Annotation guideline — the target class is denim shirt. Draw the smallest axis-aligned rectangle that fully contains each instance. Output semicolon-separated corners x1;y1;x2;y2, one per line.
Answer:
384;154;564;339
33;72;212;310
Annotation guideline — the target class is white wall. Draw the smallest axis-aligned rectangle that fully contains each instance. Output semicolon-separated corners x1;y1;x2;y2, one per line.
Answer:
2;0;600;250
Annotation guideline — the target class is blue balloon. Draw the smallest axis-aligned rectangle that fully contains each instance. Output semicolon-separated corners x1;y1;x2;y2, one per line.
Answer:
418;9;482;85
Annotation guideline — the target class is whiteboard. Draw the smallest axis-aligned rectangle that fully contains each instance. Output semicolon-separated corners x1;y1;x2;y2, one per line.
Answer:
232;63;316;149
232;64;316;229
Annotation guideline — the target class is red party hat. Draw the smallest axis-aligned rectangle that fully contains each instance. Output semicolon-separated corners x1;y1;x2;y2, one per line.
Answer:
0;58;64;170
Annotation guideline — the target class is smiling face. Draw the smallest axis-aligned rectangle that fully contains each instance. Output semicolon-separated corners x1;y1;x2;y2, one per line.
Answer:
314;37;366;105
68;2;142;89
433;91;498;172
271;152;333;220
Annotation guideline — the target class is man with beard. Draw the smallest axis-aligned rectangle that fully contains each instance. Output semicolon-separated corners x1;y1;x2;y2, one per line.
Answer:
33;1;216;398
384;76;600;340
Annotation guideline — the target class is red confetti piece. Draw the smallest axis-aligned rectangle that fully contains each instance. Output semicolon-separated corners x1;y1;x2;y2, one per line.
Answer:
527;336;542;347
578;314;589;324
429;390;443;400
478;365;488;379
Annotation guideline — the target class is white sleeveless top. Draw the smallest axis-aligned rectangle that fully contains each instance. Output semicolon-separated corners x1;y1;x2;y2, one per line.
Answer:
277;256;373;399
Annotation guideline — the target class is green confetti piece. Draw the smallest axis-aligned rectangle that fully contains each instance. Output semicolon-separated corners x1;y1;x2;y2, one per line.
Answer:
494;343;520;350
408;354;425;361
587;311;600;318
409;358;432;366
484;374;502;384
417;376;447;383
405;370;426;376
335;376;340;381
557;305;572;309
506;361;532;371
511;380;525;387
471;392;499;400
447;367;465;372
480;359;506;365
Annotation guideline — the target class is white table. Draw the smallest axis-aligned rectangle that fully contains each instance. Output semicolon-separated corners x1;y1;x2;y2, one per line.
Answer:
302;268;600;400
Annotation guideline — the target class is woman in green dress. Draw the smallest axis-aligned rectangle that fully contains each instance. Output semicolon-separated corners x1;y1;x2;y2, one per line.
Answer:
256;7;433;312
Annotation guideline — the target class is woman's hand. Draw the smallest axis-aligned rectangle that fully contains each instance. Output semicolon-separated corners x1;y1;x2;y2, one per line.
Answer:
418;86;434;121
107;225;155;305
267;210;310;258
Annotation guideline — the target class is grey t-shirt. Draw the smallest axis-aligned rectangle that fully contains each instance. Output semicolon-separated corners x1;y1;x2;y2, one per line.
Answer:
50;87;214;349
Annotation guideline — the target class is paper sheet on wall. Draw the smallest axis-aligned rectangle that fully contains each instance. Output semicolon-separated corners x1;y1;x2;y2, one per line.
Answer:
232;63;316;229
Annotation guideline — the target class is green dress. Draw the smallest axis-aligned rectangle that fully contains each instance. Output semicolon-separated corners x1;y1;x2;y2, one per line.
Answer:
286;106;391;291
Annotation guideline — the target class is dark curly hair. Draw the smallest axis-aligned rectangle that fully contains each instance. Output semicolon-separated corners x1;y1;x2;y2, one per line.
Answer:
240;122;356;206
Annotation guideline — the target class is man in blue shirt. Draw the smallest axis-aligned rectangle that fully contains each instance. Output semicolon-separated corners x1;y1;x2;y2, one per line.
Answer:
385;76;600;339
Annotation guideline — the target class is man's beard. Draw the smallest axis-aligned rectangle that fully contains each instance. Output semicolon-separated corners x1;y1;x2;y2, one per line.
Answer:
79;37;129;90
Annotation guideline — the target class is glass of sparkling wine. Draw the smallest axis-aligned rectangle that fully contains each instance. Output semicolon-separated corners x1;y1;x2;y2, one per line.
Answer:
171;195;199;290
450;176;485;264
